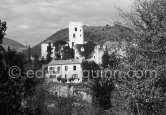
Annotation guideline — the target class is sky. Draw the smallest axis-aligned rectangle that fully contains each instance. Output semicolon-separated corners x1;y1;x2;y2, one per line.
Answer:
0;0;132;46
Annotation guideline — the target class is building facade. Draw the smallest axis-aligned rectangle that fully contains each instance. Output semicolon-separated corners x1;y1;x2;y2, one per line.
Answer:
69;22;84;48
42;22;105;83
46;59;83;83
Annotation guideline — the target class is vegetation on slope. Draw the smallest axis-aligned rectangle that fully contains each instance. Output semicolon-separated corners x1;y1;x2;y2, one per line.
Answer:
2;37;27;52
23;24;134;57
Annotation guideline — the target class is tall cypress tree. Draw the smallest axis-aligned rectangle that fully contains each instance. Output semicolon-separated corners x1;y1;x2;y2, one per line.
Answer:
0;20;7;81
101;46;110;68
28;45;31;64
46;43;53;63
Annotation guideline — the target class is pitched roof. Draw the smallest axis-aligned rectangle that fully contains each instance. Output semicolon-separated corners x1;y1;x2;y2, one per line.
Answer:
47;59;82;66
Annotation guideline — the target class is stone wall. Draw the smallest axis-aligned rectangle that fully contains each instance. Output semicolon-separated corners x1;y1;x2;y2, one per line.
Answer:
46;82;92;103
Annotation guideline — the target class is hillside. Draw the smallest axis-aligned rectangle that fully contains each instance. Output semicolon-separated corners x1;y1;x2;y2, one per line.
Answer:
2;37;28;52
23;24;135;57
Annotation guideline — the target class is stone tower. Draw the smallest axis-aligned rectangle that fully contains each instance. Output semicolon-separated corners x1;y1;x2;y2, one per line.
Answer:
69;22;84;48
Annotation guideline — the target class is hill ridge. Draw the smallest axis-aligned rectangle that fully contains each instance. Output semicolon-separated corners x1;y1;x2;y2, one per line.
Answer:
2;37;28;52
23;24;134;56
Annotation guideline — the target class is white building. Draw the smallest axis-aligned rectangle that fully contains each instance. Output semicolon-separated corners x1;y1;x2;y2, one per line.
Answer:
41;22;84;59
68;22;104;64
69;22;84;48
87;45;104;64
42;21;105;83
46;59;83;83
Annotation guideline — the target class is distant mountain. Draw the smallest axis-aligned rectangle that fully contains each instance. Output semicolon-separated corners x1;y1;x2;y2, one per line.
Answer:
23;24;135;57
2;37;28;52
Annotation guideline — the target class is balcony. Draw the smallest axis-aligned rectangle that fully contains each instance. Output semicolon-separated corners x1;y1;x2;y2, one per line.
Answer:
48;70;60;75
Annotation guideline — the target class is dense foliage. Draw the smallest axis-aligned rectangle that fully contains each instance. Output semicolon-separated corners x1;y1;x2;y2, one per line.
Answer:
76;42;97;59
2;0;166;114
23;24;134;57
46;43;53;63
102;49;120;69
112;0;166;114
53;40;74;60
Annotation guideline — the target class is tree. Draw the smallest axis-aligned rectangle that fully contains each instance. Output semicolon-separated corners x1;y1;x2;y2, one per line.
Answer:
33;53;42;70
81;61;100;81
109;52;120;69
0;49;25;114
0;20;42;114
82;60;114;110
91;78;114;110
0;20;6;44
121;0;166;65
62;45;74;60
101;48;110;68
114;0;166;114
102;49;120;69
46;43;53;63
0;20;7;82
53;40;67;59
27;45;32;64
76;42;97;59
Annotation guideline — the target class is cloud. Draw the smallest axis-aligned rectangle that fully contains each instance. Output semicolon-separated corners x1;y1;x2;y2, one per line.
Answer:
0;0;132;46
17;24;30;30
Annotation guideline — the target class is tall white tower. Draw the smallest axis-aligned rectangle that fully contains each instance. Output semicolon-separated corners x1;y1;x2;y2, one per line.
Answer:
69;22;84;48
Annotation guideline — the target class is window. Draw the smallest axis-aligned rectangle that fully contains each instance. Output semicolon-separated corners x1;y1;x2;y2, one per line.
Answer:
80;29;81;32
65;66;68;71
65;74;67;79
50;75;56;78
80;34;81;37
57;67;60;71
73;66;76;70
50;67;53;70
73;74;78;78
73;34;75;38
75;28;77;31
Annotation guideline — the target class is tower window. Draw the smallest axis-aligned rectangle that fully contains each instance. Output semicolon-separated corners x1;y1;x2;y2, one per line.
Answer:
73;34;75;38
75;28;77;31
65;74;67;79
57;67;60;72
50;67;53;70
65;66;68;71
73;66;76;70
80;34;81;37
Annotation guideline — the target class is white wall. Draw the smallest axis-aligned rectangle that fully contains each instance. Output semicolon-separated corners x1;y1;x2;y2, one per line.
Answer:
61;64;82;81
47;64;82;83
69;22;84;48
87;45;103;64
